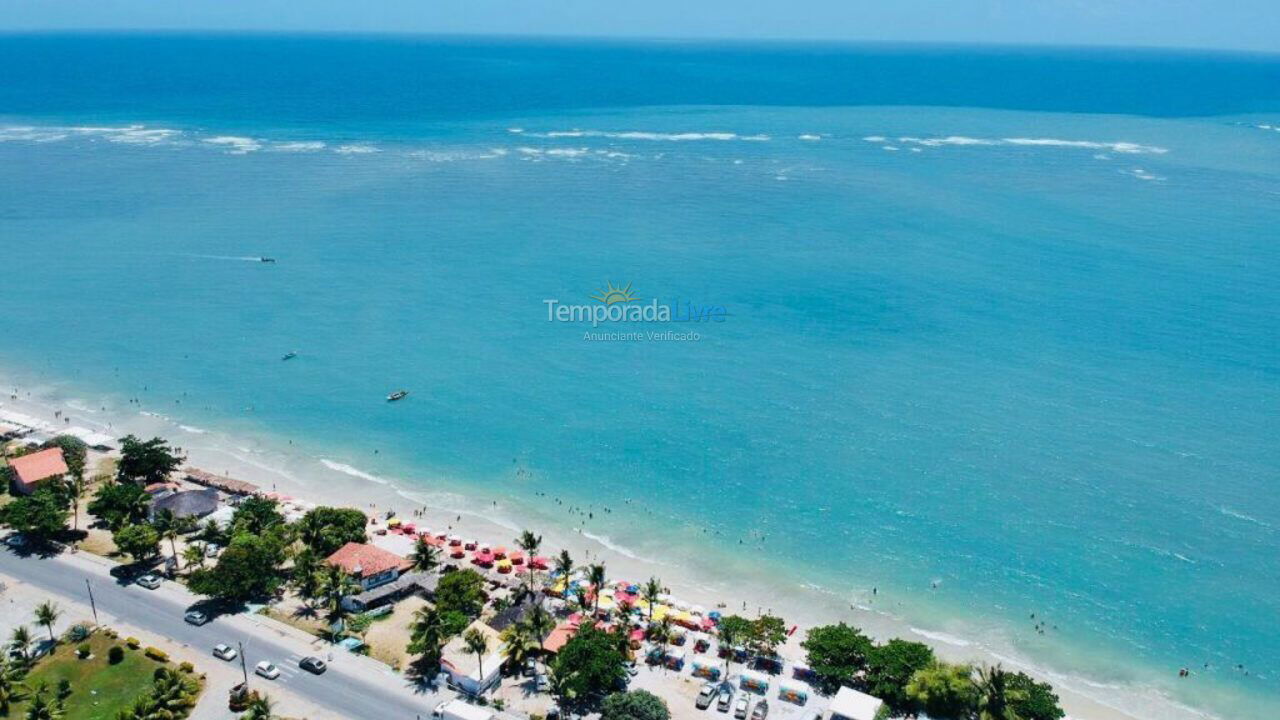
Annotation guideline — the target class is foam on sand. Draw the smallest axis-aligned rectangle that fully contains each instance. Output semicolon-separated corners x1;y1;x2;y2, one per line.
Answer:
320;458;391;484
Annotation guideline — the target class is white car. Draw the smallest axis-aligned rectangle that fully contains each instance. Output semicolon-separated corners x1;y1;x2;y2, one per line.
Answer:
136;573;162;590
213;644;237;661
255;661;281;679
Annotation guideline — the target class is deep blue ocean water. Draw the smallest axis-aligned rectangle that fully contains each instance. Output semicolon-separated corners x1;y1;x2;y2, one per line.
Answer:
1;34;1279;719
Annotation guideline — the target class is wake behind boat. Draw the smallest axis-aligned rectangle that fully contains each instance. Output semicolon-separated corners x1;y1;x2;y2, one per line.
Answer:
386;390;408;402
260;256;276;263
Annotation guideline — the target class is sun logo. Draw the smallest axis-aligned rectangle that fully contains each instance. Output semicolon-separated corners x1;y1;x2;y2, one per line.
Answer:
591;281;639;305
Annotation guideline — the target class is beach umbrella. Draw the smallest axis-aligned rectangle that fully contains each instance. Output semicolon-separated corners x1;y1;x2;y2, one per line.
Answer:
493;546;508;558
530;555;549;570
447;535;462;545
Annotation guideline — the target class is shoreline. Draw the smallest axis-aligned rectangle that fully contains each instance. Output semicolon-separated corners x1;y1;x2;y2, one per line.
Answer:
0;367;1243;720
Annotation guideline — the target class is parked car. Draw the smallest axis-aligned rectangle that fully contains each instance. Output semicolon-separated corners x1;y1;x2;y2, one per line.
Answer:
136;573;162;590
3;533;26;548
536;673;550;692
255;661;281;680
750;699;769;720
696;683;718;710
717;685;735;712
184;610;208;626
212;643;237;661
523;657;538;677
624;659;639;677
299;656;327;674
733;695;750;719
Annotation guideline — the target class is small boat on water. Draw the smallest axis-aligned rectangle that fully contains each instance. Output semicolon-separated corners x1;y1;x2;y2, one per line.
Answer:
281;351;297;361
260;257;276;263
387;390;409;402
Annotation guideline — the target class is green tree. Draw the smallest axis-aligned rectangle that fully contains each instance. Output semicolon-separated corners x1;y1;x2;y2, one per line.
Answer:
289;547;322;603
515;530;542;596
34;601;61;643
1;486;70;541
1006;672;1065;720
751;614;787;659
435;569;486;618
801;622;875;693
463;628;491;689
229;497;285;536
717;615;753;675
906;661;977;720
87;482;150;531
864;638;935;712
147;667;199;717
112;523;161;563
188;533;286;604
115;436;184;486
549;623;627;710
975;665;1022;720
296;507;367;556
409;537;440;574
601;690;670;720
500;617;543;673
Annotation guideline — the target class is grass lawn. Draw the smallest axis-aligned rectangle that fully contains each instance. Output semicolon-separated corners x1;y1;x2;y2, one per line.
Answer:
4;632;202;719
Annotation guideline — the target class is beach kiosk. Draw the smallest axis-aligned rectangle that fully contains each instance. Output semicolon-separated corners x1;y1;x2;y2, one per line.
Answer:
739;669;771;695
777;679;809;706
826;687;884;720
691;658;722;681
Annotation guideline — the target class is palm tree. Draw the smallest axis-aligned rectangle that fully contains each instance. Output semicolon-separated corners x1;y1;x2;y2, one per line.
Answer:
463;628;490;692
586;563;607;614
0;657;30;714
317;564;358;623
408;606;446;670
9;626;33;663
153;510;191;571
526;604;555;641
63;475;85;533
34;601;60;643
290;548;322;606
554;549;574;583
976;664;1022;720
717;619;742;677
500;621;540;675
409;537;440;574
642;577;663;623
182;543;206;570
150;668;199;716
23;682;63;720
243;693;276;720
515;530;542;596
652;616;674;670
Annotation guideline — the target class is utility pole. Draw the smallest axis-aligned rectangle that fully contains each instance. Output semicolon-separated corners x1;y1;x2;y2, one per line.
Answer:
239;641;249;685
85;579;99;625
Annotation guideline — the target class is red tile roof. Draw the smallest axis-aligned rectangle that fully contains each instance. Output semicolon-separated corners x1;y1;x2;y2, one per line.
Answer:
325;542;407;579
9;448;68;488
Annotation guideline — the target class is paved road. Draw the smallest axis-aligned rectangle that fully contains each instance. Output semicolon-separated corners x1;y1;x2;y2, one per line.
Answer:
0;547;443;720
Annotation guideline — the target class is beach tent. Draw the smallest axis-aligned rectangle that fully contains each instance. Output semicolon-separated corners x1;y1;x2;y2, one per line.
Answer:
510;550;525;565
739;669;771;695
530;555;550;570
777;679;808;705
827;687;884;720
691;632;712;653
493;546;507;558
497;559;513;574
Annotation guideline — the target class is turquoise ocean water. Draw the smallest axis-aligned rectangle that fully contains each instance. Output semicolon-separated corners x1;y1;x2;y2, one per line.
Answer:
1;34;1279;719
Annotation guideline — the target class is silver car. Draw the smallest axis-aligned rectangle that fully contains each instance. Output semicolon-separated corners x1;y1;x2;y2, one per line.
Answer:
136;573;162;589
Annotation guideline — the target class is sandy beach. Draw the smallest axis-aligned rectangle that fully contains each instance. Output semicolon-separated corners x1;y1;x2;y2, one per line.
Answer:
0;371;1223;720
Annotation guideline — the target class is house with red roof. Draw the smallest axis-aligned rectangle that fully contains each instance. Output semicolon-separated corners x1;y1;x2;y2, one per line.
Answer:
7;447;68;496
325;541;410;591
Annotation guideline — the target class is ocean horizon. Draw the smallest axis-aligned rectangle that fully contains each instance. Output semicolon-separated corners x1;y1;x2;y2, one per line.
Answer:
2;33;1278;720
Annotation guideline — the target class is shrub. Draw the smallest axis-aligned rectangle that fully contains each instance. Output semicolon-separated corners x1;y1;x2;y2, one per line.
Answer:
67;624;92;642
76;642;91;658
180;661;195;673
126;636;141;648
109;645;125;664
144;646;169;662
105;628;119;638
